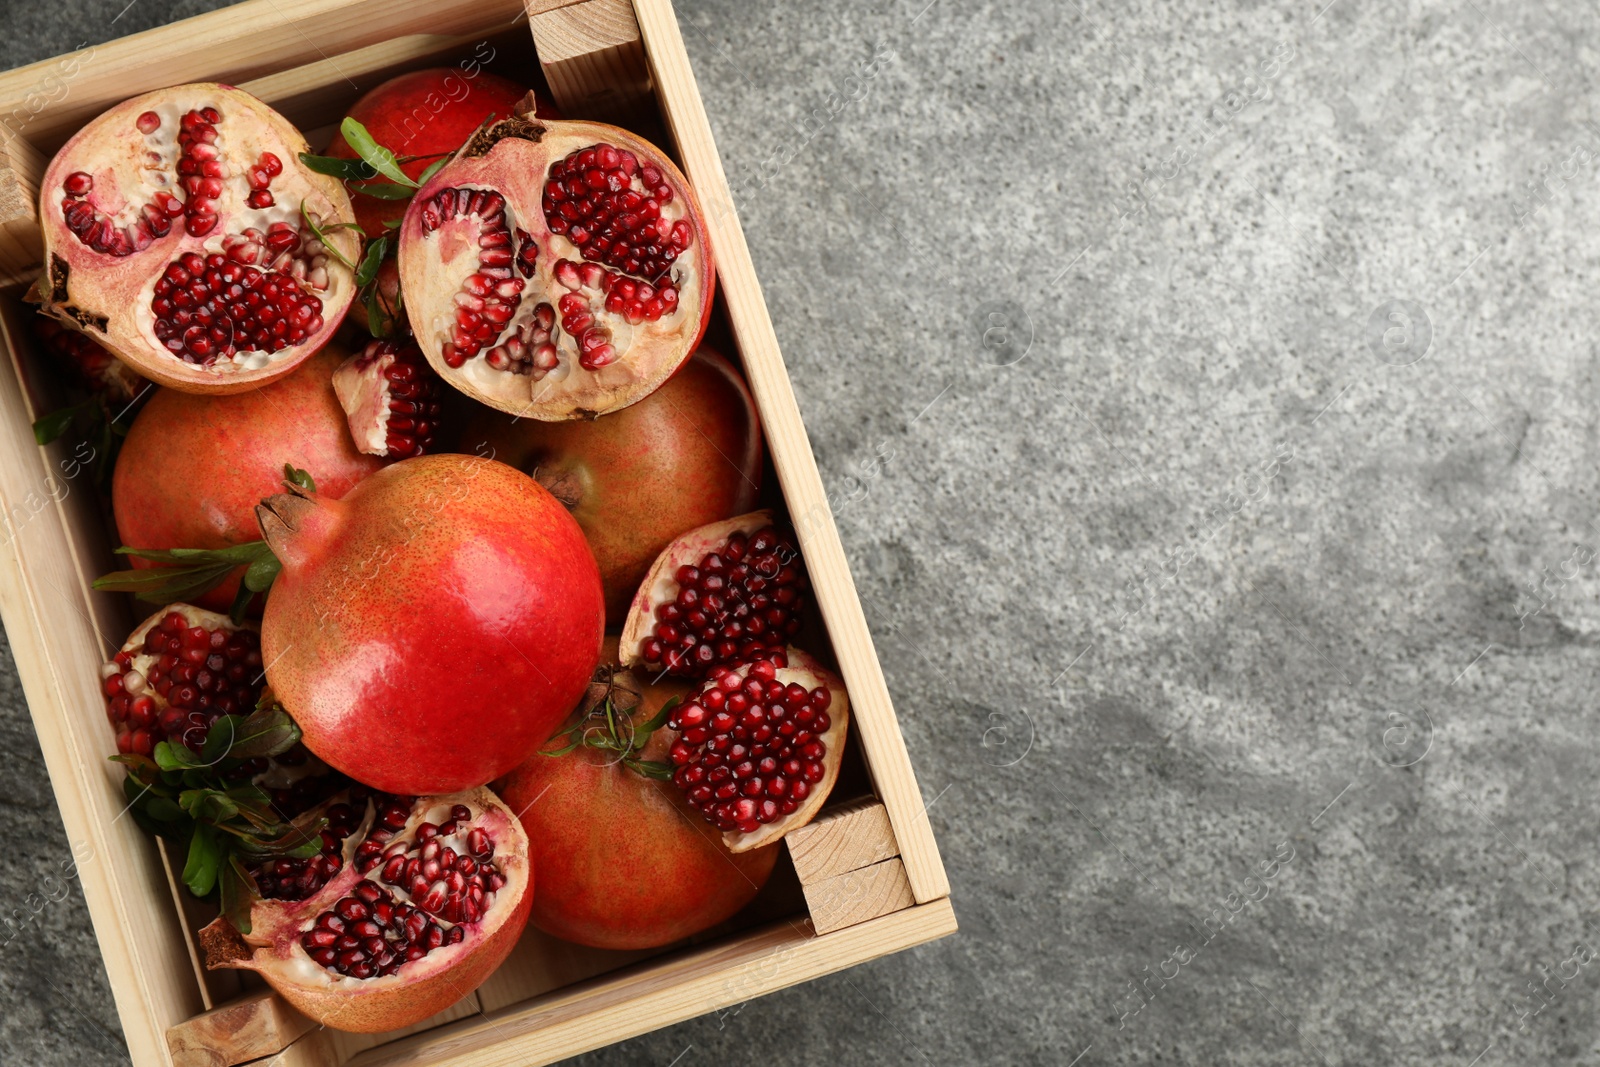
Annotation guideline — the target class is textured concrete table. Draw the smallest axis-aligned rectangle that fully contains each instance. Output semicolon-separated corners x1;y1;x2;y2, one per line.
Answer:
5;1;1600;1064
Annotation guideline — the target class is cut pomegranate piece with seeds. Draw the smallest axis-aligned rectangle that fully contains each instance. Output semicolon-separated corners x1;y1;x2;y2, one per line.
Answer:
397;110;713;420
664;646;849;852
100;603;265;758
202;786;531;1032
31;315;146;403
332;338;444;459
34;83;357;393
619;510;807;680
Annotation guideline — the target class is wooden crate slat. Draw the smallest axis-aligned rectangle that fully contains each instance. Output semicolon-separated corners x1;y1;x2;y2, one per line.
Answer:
345;900;958;1067
0;0;529;148
0;305;196;1066
630;0;950;905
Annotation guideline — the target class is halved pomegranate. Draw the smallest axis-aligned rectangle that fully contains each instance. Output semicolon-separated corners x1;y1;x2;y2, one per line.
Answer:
665;647;849;851
202;786;531;1032
619;511;807;680
397;112;714;420
35;83;359;393
100;603;264;757
332;338;444;459
496;641;779;949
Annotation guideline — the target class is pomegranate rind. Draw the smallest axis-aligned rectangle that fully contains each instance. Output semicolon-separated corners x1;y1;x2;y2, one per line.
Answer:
396;116;714;420
714;646;850;853
474;347;763;624
496;655;779;949
325;69;538;240
111;344;385;614
617;509;776;669
258;455;605;795
206;786;532;1033
36;83;359;394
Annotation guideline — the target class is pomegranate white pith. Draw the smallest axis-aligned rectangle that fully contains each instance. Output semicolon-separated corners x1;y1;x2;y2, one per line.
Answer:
36;84;358;393
619;510;807;679
204;786;531;1032
397;115;713;420
668;646;849;852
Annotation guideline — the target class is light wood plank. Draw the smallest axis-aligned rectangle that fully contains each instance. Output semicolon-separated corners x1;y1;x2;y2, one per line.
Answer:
785;798;899;885
530;0;652;122
476;924;659;1013
322;992;484;1063
0;0;529;148
630;0;950;905
0;302;195;1067
803;858;916;936
167;991;315;1067
344;899;957;1067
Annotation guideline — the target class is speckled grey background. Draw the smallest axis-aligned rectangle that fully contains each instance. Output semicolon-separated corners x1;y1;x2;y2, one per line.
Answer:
6;0;1600;1064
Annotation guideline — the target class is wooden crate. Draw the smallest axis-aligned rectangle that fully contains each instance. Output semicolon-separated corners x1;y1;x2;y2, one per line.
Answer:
0;1;953;1065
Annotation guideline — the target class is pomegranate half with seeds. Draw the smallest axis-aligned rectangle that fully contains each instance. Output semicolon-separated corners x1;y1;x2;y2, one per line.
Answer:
472;347;762;624
112;344;385;613
397;112;713;420
666;647;849;851
497;642;778;949
257;454;605;795
35;83;358;393
332;338;444;459
620;511;807;680
100;603;264;757
203;787;531;1032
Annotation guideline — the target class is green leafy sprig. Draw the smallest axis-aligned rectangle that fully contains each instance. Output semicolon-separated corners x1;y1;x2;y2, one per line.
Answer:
542;668;679;782
92;465;309;623
114;702;322;932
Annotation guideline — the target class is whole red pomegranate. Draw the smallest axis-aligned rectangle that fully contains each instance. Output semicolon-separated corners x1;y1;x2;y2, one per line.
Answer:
257;454;605;794
397;110;714;420
325;69;547;239
472;348;761;624
496;645;777;949
204;786;531;1032
35;84;359;392
112;345;385;613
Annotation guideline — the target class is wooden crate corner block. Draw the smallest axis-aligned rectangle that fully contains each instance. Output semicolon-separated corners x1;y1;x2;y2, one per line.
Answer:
529;0;651;121
803;858;916;937
166;991;315;1067
785;798;899;885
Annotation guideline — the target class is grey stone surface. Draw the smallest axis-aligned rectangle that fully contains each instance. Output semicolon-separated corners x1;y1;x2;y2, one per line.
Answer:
5;0;1600;1064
